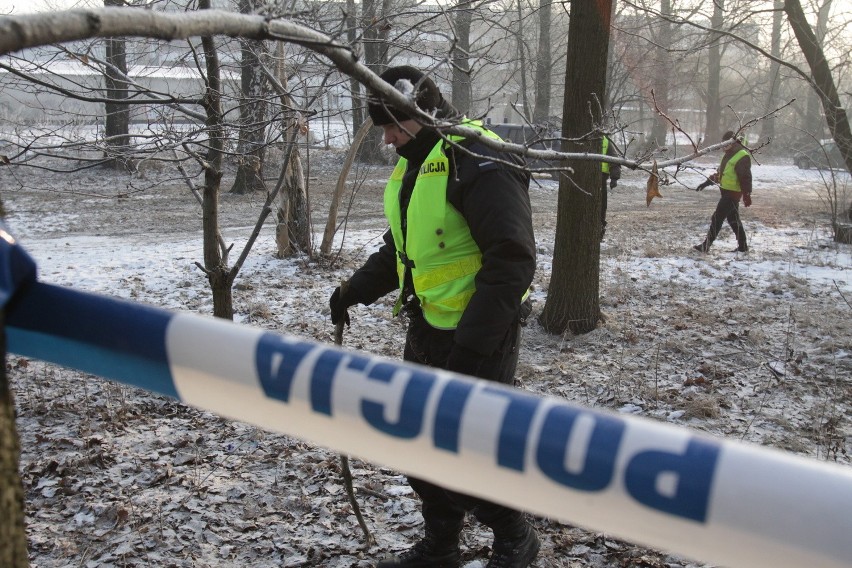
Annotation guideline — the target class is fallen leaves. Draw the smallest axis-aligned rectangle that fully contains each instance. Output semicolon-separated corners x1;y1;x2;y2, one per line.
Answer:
646;161;662;206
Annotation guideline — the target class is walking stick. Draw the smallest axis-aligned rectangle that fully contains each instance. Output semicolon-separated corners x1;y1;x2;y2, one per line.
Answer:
334;281;374;545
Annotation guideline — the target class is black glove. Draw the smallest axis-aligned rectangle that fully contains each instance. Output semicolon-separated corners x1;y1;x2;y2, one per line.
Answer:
329;285;356;326
610;178;618;189
446;343;488;378
696;179;713;191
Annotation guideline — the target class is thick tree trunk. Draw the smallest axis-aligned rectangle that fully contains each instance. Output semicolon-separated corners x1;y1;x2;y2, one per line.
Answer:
785;0;852;176
704;0;723;144
451;0;472;114
276;146;311;257
648;0;671;149
230;0;268;195
0;314;29;568
103;0;130;169
760;1;783;144
532;0;552;124
803;0;832;142
358;0;390;164
273;46;311;258
539;0;610;335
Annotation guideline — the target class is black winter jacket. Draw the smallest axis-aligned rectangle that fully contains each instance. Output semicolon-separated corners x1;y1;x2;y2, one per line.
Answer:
347;122;536;357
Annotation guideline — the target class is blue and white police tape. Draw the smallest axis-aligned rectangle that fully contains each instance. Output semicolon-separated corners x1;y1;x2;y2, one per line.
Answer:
6;281;852;568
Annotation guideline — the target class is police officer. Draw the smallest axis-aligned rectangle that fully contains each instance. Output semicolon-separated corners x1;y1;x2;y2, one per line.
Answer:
600;135;622;240
693;130;752;253
328;66;539;568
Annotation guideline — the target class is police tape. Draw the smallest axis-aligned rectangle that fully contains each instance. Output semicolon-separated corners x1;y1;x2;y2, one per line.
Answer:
6;281;852;568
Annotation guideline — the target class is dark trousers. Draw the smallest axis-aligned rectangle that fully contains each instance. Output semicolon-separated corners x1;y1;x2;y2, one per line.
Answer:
703;194;747;250
402;312;526;538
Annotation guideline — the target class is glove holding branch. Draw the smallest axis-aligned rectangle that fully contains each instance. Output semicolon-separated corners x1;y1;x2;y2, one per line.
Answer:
696;172;718;191
329;282;359;327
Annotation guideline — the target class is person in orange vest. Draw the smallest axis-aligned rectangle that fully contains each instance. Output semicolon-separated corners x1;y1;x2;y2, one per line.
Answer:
600;135;622;240
328;65;539;568
693;130;752;253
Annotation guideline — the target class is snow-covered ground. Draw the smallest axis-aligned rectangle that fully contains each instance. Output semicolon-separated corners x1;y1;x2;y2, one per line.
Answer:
2;150;850;567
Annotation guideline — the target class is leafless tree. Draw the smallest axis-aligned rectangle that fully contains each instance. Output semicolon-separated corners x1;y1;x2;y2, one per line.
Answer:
538;0;612;335
532;0;552;124
451;0;473;114
760;0;784;145
229;0;270;195
103;0;131;168
785;0;852;222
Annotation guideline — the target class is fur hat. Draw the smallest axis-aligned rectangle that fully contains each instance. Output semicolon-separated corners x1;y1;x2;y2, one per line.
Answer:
367;66;442;126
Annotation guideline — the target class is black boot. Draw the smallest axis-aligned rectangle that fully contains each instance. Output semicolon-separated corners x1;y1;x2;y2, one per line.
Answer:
376;526;463;568
484;514;540;568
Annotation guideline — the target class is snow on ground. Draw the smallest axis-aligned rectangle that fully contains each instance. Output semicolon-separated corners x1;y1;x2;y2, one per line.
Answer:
1;150;850;567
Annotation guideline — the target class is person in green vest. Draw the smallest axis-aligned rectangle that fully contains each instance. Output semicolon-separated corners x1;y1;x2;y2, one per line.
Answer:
600;135;622;240
693;130;752;253
328;66;539;568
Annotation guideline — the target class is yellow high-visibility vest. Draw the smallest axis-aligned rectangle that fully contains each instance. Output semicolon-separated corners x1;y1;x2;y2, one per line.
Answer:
719;148;749;192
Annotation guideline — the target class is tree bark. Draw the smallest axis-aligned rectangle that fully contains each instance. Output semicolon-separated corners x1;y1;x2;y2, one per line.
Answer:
230;0;269;195
704;0;723;144
451;0;472;114
358;0;390;164
532;0;552;124
648;0;671;149
0;313;29;568
785;0;852;176
760;1;783;144
346;0;364;132
321;117;372;256
803;0;832;142
515;0;530;120
103;0;130;169
273;45;311;258
199;0;233;319
539;0;611;335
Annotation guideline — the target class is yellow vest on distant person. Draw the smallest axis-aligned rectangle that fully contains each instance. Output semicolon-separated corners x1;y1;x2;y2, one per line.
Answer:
719;148;749;192
601;136;610;174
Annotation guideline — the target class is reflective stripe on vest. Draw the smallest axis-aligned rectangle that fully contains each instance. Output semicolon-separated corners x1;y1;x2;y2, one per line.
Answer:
601;137;610;174
719;148;749;192
383;121;504;329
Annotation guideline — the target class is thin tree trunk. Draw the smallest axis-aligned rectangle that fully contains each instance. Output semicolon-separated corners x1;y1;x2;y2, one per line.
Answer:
539;0;611;335
0;312;29;568
515;0;530;120
199;0;233;319
532;0;552;124
321;117;372;256
346;0;364;132
452;0;472;114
